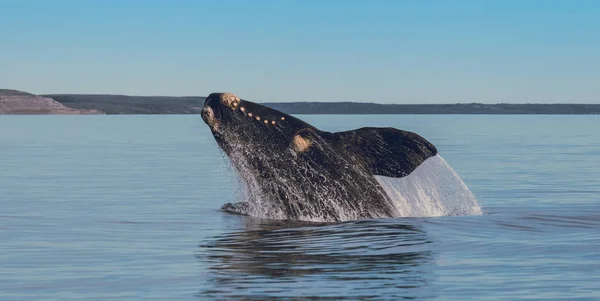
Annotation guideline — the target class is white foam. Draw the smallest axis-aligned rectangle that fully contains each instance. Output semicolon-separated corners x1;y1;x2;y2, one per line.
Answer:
375;154;482;217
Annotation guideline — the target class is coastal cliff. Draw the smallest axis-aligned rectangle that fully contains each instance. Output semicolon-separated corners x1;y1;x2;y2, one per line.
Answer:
0;90;103;115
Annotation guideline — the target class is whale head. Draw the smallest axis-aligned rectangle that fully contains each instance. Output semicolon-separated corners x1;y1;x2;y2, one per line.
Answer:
201;92;319;156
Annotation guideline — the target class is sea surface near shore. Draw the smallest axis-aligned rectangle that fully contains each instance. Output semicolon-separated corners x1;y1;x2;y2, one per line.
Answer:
1;115;598;300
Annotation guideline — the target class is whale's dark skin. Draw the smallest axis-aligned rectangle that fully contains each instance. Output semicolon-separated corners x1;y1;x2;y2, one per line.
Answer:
201;93;438;221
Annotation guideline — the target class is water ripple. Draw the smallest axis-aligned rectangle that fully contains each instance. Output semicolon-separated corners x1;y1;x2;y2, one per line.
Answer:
198;218;434;300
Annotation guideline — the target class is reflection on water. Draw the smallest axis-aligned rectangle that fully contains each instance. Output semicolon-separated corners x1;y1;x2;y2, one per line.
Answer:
198;217;435;300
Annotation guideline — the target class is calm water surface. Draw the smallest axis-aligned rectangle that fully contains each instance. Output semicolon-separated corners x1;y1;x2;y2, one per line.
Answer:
1;115;599;300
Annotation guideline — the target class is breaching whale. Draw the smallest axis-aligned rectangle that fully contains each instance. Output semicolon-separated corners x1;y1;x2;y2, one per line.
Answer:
201;93;482;222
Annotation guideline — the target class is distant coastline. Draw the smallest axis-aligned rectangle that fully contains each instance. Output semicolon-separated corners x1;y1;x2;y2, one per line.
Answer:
45;93;600;115
2;90;599;115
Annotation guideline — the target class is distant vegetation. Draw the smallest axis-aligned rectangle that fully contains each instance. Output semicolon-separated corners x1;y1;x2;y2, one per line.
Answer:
46;94;205;114
45;94;600;115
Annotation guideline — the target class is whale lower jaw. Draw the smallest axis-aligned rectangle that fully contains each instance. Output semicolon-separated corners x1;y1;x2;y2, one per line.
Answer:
374;154;483;217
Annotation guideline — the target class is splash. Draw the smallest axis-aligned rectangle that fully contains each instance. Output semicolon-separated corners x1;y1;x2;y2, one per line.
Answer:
374;155;482;217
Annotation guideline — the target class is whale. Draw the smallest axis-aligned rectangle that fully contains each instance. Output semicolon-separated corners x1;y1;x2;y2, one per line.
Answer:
201;92;481;222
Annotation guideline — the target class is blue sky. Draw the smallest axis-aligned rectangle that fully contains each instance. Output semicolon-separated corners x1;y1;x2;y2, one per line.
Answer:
1;0;599;103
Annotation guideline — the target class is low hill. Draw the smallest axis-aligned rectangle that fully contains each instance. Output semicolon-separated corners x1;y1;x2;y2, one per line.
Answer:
46;94;206;114
0;90;103;115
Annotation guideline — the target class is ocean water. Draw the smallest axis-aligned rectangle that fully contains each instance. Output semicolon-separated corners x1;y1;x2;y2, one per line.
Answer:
1;114;599;301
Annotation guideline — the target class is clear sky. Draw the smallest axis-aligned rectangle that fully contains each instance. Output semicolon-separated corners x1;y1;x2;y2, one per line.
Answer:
1;0;599;103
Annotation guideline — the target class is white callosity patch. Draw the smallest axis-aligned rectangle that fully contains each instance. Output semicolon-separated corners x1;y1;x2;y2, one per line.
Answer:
375;154;482;217
292;135;311;152
219;93;240;109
